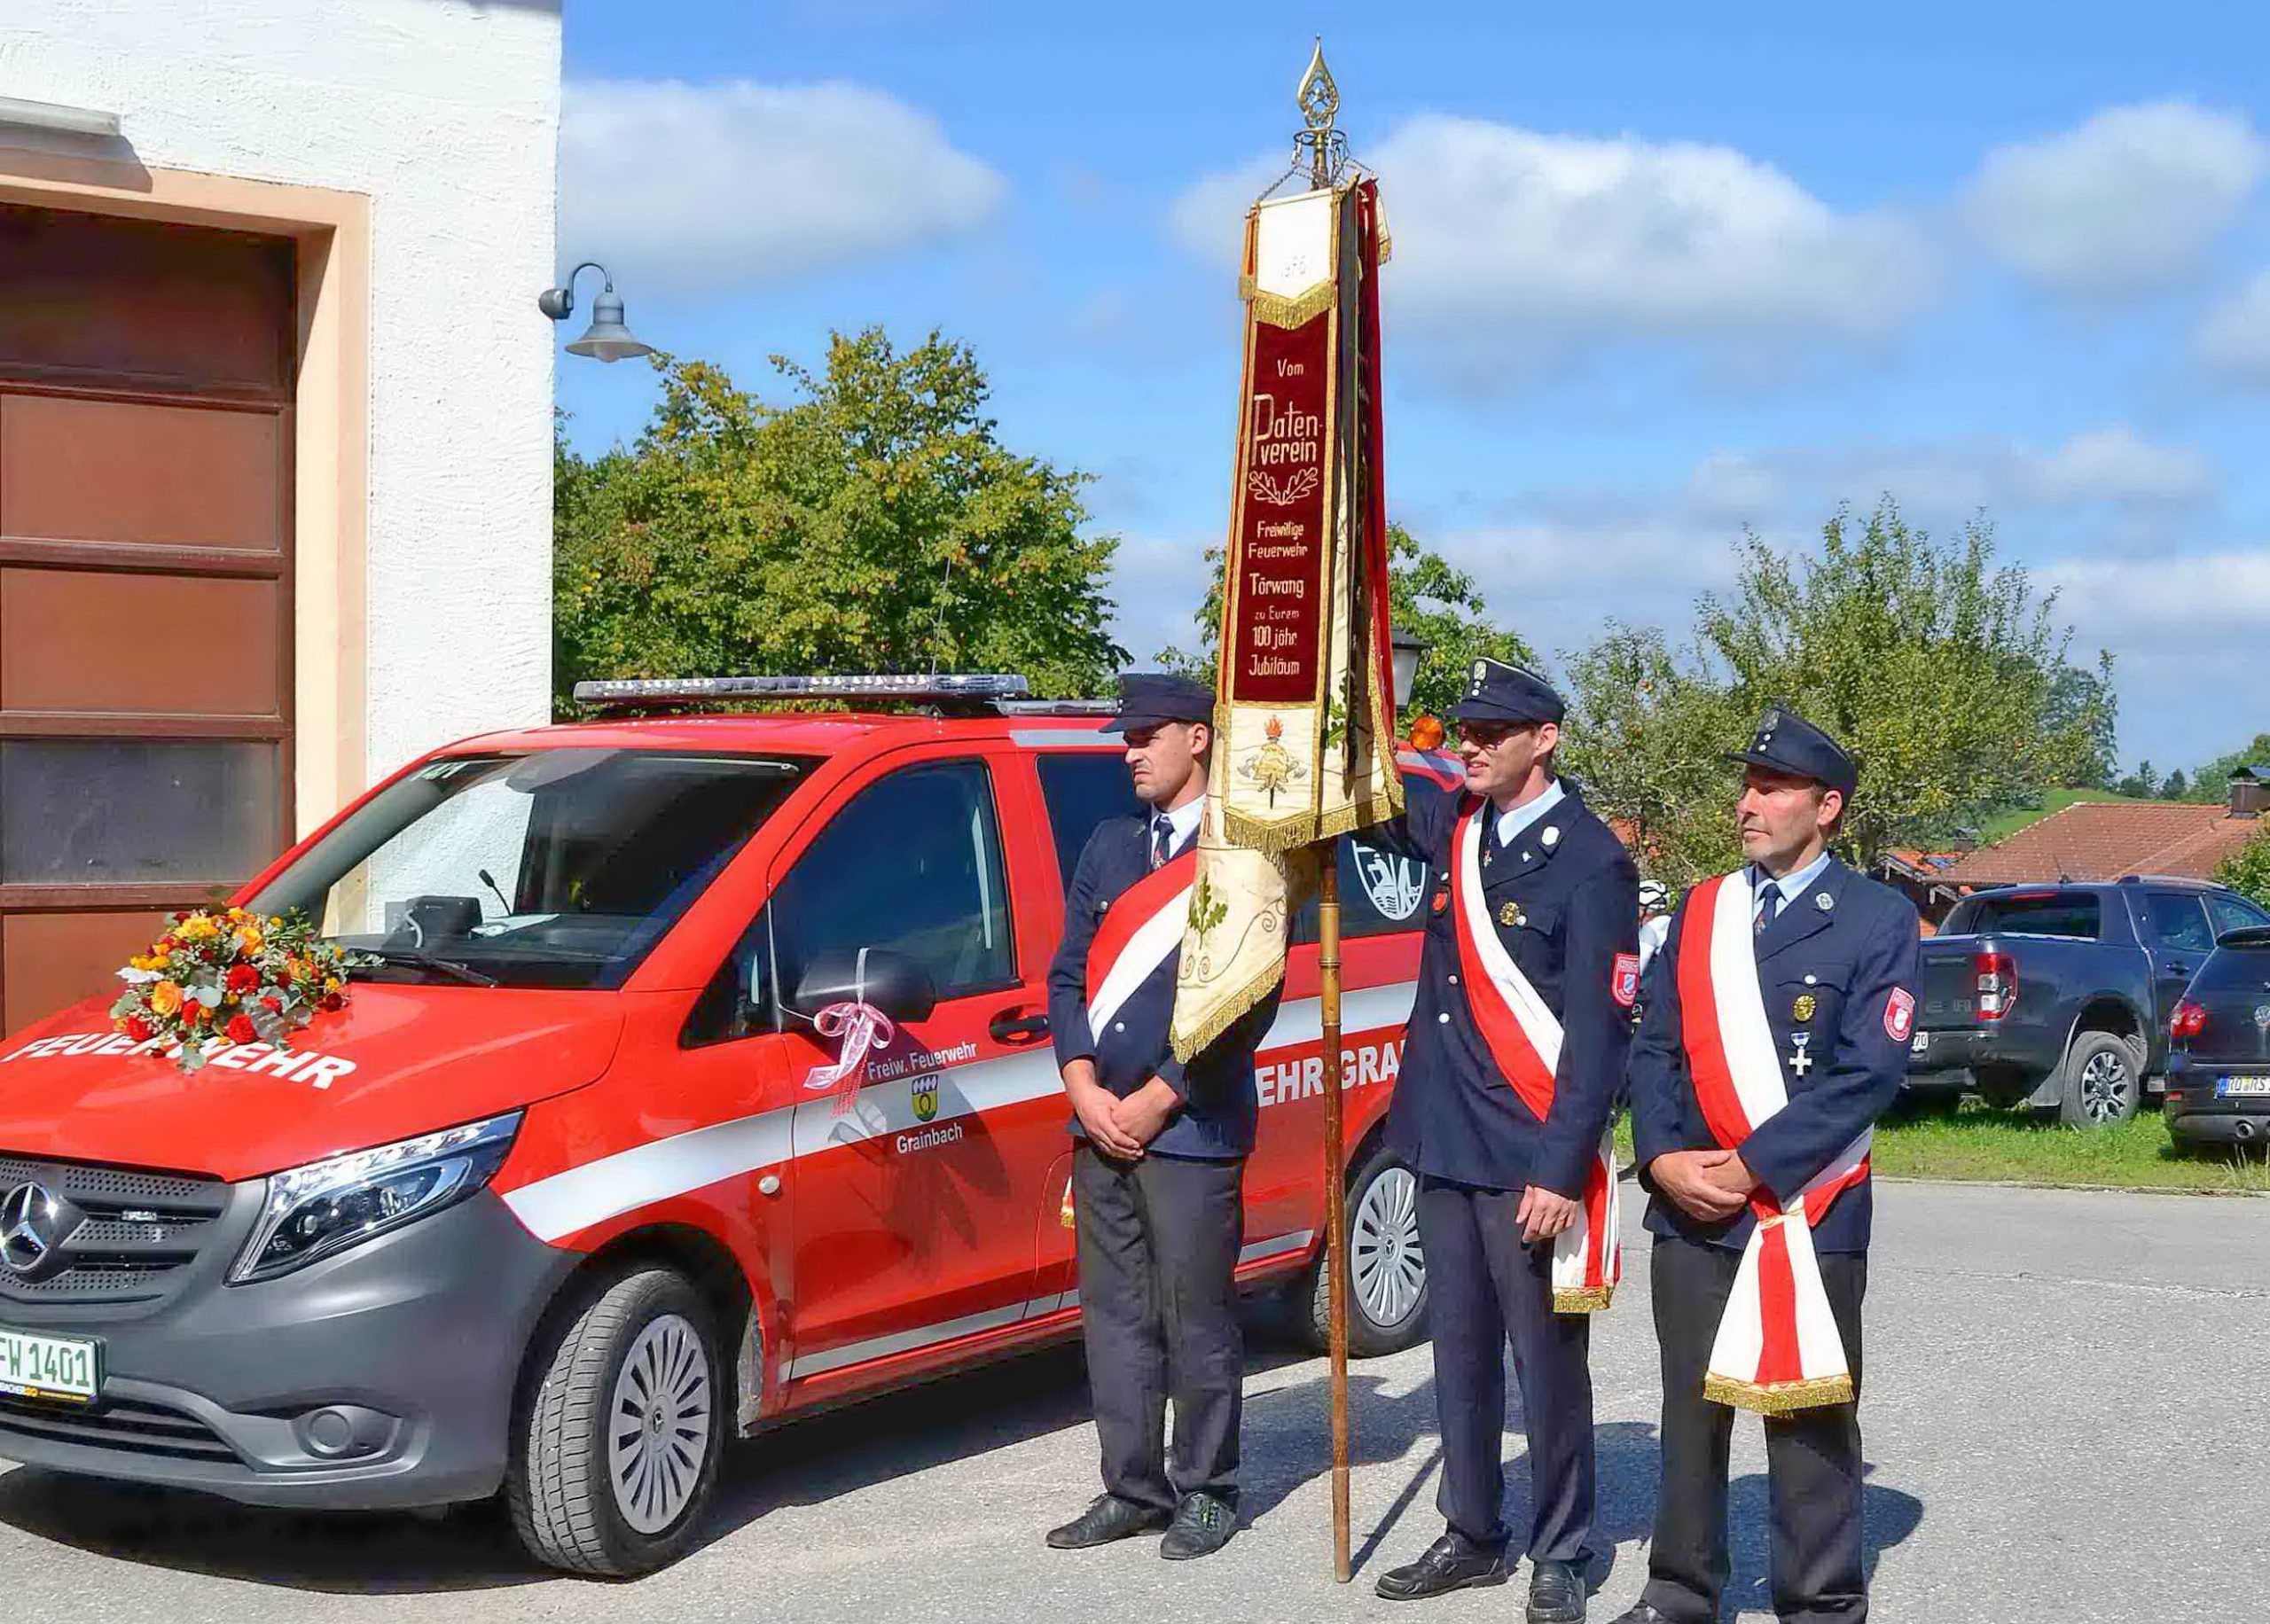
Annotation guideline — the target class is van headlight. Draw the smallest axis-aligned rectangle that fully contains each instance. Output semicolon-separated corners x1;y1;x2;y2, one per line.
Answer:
230;1113;522;1284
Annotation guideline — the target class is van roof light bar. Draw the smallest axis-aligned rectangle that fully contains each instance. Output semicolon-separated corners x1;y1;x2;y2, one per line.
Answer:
570;673;1032;709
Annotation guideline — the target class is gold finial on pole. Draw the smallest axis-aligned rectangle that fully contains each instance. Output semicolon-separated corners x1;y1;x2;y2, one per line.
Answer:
1294;37;1346;190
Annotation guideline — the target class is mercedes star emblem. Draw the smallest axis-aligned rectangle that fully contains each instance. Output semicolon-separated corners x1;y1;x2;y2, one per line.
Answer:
0;1182;66;1277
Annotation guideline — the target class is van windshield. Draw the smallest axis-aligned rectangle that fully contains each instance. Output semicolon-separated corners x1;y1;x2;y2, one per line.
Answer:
248;751;813;988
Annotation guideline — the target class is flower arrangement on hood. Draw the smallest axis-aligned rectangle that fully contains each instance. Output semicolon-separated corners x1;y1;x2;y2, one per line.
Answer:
111;908;367;1074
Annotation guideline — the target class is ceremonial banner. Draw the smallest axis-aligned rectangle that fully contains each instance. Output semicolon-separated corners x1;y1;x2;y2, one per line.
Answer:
1677;871;1872;1414
1172;177;1398;1058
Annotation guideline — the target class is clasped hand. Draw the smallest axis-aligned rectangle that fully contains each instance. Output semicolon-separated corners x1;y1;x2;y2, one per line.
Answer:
1070;1075;1178;1160
1648;1148;1758;1223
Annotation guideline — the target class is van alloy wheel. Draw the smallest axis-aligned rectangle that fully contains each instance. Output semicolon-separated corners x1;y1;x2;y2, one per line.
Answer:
1350;1165;1424;1329
607;1314;714;1535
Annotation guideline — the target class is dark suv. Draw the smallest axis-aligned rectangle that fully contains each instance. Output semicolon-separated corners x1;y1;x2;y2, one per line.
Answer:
2164;925;2270;1149
1908;878;2270;1126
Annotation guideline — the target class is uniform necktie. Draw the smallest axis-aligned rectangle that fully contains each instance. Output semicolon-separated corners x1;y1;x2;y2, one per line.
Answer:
1755;883;1782;936
1152;814;1174;871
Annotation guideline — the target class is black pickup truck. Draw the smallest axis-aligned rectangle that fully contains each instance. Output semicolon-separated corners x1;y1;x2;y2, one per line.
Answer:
1906;878;2270;1127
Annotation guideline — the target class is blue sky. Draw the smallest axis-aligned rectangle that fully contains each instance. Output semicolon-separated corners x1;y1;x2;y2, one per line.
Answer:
554;0;2270;776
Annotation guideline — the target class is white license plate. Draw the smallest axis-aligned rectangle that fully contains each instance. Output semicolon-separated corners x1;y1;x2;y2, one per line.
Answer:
1911;1031;1930;1055
2216;1075;2270;1097
0;1324;102;1405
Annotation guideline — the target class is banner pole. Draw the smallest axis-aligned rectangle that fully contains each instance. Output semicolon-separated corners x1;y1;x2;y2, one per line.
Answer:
1319;839;1352;1582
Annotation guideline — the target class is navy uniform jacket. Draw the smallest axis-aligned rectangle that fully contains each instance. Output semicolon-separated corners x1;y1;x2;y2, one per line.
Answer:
1046;816;1278;1161
1380;776;1640;1198
1628;857;1922;1254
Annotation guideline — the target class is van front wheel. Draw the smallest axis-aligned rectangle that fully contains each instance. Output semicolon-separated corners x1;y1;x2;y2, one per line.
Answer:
1306;1142;1429;1357
509;1267;725;1577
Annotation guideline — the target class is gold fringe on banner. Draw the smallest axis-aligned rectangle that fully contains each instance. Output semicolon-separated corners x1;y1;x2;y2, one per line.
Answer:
1553;1284;1617;1315
1236;275;1339;329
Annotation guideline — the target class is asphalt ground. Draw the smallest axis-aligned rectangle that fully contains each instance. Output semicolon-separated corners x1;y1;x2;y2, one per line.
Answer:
2;1181;2263;1622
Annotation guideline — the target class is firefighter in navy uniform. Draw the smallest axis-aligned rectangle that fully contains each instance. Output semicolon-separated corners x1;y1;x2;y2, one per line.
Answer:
1611;709;1921;1624
1374;659;1640;1621
1042;672;1278;1563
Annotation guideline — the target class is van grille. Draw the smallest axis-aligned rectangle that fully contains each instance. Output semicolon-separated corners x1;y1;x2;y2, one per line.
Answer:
0;1154;230;1307
0;1394;237;1461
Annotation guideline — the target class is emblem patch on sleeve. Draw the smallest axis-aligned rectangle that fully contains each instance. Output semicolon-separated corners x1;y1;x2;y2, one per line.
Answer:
1611;953;1641;1009
1884;987;1916;1042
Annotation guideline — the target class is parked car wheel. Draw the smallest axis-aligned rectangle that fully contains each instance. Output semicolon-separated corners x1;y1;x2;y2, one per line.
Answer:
2055;1031;2145;1128
509;1267;726;1577
1308;1141;1429;1357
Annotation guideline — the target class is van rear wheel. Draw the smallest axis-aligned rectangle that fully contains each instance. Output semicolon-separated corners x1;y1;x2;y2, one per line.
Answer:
509;1267;724;1577
1306;1141;1429;1357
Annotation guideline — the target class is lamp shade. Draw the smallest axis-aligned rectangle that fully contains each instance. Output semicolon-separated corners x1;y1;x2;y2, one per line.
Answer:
1389;625;1427;711
564;290;654;363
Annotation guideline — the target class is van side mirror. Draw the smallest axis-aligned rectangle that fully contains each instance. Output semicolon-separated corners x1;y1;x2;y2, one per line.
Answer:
787;948;937;1026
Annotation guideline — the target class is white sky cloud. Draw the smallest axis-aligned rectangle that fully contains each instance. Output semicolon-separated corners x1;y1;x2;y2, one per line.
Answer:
1683;427;2212;523
560;79;1006;297
1964;101;2266;299
1171;118;1933;383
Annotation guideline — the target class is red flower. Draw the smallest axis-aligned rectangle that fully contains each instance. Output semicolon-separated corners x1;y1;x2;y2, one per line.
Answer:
225;1013;257;1044
123;1017;154;1043
225;964;261;995
320;993;346;1012
262;996;285;1014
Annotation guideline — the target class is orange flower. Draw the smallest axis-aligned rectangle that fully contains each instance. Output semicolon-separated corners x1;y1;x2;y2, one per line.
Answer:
151;981;184;1018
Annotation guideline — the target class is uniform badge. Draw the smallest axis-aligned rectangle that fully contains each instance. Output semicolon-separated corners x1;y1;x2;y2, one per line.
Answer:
1816;892;1835;911
1499;902;1526;928
1611;952;1640;1009
1541;825;1561;849
1792;993;1818;1023
1431;885;1451;915
1885;987;1916;1042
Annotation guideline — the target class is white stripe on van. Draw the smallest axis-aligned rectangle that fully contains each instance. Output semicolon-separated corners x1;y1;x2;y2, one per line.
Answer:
501;986;1416;1244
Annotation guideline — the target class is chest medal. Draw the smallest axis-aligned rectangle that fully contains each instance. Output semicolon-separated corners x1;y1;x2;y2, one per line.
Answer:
1499;902;1527;928
1792;993;1818;1023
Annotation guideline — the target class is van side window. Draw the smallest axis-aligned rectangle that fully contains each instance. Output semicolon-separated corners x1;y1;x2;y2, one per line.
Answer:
1035;753;1141;892
684;761;1015;1048
771;761;1016;1003
1290;834;1432;943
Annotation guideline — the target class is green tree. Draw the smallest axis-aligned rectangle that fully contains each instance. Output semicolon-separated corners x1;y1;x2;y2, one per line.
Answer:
553;331;1126;713
2117;760;2156;799
2188;732;2270;801
1159;524;1535;722
2215;825;2270;909
2162;768;2190;800
1566;500;2114;878
2045;658;2121;789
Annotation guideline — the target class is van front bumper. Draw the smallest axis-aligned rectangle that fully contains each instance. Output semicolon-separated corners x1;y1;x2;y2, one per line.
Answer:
0;1189;576;1511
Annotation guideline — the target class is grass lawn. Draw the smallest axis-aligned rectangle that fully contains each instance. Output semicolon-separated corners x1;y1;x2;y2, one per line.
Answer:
1613;1100;2270;1194
1976;787;2160;845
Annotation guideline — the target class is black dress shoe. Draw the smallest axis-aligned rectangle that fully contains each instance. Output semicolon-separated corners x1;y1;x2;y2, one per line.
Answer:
1527;1558;1587;1623
1606;1604;1673;1624
1158;1491;1238;1560
1374;1531;1510;1600
1045;1494;1171;1550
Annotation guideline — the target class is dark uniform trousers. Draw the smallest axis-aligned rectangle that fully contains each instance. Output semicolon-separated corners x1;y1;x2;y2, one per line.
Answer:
1643;1236;1870;1624
1421;1175;1594;1561
1074;1146;1245;1511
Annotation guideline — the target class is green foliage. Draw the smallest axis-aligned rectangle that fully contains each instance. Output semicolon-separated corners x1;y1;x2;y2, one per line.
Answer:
1159;524;1536;722
2185;732;2270;801
1563;500;2114;879
2116;759;2157;799
2214;824;2270;910
552;331;1126;713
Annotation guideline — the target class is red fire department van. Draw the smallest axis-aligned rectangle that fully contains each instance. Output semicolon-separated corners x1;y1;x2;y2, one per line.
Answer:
0;675;1437;1574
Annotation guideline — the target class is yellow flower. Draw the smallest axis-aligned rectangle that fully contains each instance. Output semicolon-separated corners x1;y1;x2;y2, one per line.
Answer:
151;981;184;1018
324;977;343;995
235;929;263;955
178;916;219;942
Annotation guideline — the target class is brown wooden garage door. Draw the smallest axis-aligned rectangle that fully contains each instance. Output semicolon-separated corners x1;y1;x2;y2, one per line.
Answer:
0;203;294;1032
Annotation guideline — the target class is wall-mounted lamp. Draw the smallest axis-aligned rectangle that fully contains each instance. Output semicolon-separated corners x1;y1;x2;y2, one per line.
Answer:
536;262;655;363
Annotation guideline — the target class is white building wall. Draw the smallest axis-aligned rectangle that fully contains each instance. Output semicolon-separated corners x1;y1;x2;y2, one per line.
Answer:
0;0;561;788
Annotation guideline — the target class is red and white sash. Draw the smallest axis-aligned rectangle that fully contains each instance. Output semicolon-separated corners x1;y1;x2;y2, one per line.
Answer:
1676;870;1871;1414
1085;847;1198;1039
1449;800;1621;1314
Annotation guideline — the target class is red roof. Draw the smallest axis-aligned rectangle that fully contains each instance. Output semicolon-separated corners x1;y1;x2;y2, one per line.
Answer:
1941;801;2263;886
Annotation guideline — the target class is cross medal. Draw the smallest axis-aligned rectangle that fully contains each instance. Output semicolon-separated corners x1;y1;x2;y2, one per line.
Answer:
1787;1032;1814;1078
